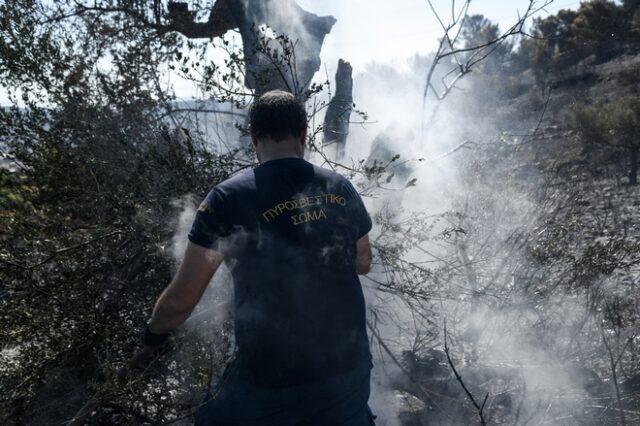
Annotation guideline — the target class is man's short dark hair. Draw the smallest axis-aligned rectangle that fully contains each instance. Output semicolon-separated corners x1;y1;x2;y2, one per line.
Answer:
249;90;307;142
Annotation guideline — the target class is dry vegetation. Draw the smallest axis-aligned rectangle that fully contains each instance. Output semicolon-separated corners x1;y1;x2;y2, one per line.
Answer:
1;1;640;425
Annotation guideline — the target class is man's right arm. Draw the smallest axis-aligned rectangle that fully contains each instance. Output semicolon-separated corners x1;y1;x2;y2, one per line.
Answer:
120;242;222;381
356;234;372;275
147;242;223;334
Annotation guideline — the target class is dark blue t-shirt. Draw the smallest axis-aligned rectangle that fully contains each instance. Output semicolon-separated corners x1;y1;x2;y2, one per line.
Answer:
188;157;372;386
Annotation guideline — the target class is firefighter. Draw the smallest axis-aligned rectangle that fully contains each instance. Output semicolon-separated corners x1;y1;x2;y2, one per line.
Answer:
132;90;375;425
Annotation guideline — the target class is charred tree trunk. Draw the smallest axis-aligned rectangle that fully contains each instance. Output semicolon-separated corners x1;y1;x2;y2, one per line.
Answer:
238;0;335;96
323;59;353;160
630;145;639;185
166;1;335;96
165;1;337;155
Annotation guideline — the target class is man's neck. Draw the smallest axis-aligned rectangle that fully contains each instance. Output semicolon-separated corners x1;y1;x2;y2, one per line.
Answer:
255;136;304;163
259;153;301;163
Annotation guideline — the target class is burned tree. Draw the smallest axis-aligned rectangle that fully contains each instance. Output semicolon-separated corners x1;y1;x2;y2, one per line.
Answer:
163;0;336;95
182;0;337;95
322;59;354;160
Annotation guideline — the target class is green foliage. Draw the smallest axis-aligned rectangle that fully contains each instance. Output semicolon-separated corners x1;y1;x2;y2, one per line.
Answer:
0;98;241;423
458;14;512;75
571;0;632;57
574;96;640;150
514;1;639;81
0;1;248;423
460;15;501;49
573;96;640;184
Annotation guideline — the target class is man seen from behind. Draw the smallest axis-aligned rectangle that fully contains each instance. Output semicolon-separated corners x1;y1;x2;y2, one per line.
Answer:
135;90;375;425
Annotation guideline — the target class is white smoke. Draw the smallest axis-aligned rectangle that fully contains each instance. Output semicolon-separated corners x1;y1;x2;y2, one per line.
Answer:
164;2;619;424
169;195;235;330
169;196;198;264
321;50;622;423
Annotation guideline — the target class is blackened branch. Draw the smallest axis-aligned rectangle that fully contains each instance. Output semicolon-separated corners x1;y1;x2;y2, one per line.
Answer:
443;321;489;426
162;0;237;38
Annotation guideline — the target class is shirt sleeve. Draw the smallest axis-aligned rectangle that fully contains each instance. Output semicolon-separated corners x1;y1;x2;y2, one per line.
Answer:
343;178;373;239
188;187;230;250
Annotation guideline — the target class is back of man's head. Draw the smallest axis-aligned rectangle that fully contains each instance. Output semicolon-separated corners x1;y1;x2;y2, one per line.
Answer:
249;90;307;142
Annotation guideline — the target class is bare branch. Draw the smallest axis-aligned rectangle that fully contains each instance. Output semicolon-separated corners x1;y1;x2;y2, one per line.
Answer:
422;0;553;120
443;321;488;425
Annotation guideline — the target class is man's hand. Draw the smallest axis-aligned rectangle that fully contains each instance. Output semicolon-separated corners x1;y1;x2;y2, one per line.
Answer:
117;344;163;382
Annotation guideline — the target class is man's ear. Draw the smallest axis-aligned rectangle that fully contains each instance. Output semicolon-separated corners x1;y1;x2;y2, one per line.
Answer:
299;127;307;146
250;132;262;162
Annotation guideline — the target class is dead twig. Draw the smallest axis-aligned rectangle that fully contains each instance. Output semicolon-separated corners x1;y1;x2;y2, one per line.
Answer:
422;0;552;125
443;320;488;426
